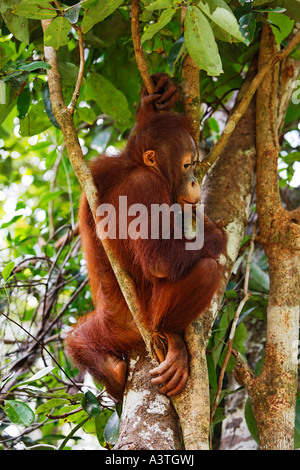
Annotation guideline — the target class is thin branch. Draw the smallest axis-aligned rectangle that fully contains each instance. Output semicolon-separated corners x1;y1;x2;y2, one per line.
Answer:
180;6;200;149
210;293;251;424
201;28;300;176
131;0;155;95
48;148;63;238
243;223;256;296
53;0;62;10
46;405;82;419
68;25;85;114
181;53;200;149
0;310;80;391
58;416;90;450
38;277;88;343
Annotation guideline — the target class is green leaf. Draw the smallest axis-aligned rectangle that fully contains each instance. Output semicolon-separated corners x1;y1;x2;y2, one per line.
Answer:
167;34;186;74
212;406;226;424
2;9;29;43
82;0;124;34
95;413;107;443
22;366;55;384
45;149;58;170
0;215;23;229
18;0;56;4
268;12;294;45
13;2;57;19
0;84;17;127
249;262;270;293
211;301;236;366
146;0;173;10
19;100;52;136
208;116;219;133
17;87;30;119
2;261;15;281
253;0;300;20
239;12;256;45
86;73;132;127
40;190;64;204
141;8;175;43
81;390;101;417
197;0;246;43
44;83;60;129
103;411;120;444
44;16;71;50
210;22;232;43
19;60;51;72
282;151;300;165
58;62;80;87
64;4;82;23
184;5;223;76
77;106;96;125
207;354;218;389
252;0;274;5
218;322;247;373
5;400;35;426
36;398;69;414
278;0;300;21
254;7;286;13
244;398;259;444
8;366;56;392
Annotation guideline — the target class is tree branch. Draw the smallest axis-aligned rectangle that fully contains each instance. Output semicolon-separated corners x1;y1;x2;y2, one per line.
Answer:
68;25;85;114
131;0;155;95
180;7;200;149
201;28;300;176
181;53;201;150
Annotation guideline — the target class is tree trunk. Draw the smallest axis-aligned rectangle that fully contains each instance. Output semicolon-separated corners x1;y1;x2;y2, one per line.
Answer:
114;352;182;450
234;25;300;450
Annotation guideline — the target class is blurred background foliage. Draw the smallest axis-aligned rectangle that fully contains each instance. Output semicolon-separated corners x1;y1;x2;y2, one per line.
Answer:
0;0;299;450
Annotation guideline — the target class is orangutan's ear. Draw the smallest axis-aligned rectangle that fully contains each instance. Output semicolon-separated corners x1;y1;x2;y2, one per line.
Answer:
143;150;156;167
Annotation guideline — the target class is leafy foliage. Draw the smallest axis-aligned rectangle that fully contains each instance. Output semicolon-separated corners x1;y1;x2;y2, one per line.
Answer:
0;0;299;450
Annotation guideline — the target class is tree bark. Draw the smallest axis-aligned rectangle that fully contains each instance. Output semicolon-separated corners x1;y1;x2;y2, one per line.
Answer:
115;352;182;450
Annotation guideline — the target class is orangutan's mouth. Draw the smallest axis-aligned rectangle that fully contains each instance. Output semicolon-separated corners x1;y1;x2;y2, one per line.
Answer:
180;198;200;208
